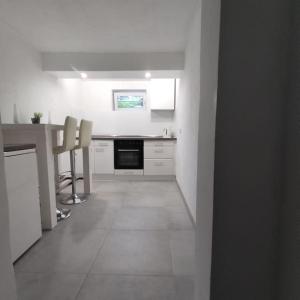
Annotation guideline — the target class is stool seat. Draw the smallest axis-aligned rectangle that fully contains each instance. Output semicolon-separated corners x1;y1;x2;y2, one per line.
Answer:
53;116;78;216
53;146;65;155
59;119;93;205
74;119;93;150
54;118;93;206
53;116;77;154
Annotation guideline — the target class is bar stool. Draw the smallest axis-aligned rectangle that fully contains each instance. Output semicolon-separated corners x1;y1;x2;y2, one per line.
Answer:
53;116;78;212
59;119;93;205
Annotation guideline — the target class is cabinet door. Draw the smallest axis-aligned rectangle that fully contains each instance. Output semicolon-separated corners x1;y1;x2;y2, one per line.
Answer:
144;146;174;159
144;140;175;147
94;146;114;174
144;159;174;175
5;152;42;262
150;79;175;110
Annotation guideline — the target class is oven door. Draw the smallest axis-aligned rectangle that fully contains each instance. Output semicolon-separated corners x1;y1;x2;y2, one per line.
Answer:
115;149;143;169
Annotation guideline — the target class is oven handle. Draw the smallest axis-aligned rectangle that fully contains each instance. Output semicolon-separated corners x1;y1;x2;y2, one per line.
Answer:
117;149;140;152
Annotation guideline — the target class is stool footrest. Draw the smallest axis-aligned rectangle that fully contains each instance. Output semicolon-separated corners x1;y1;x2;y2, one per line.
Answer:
60;194;87;205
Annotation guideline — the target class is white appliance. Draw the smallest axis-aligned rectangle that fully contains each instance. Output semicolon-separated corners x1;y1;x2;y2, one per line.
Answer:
4;147;42;262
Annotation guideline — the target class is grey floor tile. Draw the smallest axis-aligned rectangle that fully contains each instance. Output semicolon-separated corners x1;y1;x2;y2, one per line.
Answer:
15;229;107;274
55;206;118;232
112;207;169;230
174;276;195;300
130;181;180;194
15;180;194;300
92;191;125;208
90;230;172;275
15;272;85;300
163;192;186;208
122;191;185;208
166;209;194;230
170;231;195;275
77;274;176;300
93;180;133;193
13;230;54;258
122;192;166;208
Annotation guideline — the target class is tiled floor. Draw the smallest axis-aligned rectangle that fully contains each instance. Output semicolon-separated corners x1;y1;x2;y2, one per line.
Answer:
14;180;195;300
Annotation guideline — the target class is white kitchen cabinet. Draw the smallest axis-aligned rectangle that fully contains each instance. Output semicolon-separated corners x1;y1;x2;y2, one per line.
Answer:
144;140;175;175
60;139;176;177
144;145;174;159
145;140;175;147
4;149;42;262
150;79;176;110
144;159;174;175
94;141;114;174
115;169;143;175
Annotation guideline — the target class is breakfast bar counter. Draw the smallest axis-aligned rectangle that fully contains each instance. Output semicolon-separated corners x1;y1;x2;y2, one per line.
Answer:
92;135;177;140
2;124;92;230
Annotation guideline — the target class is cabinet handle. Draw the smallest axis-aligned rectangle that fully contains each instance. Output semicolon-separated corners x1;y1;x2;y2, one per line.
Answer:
96;149;104;153
154;149;163;153
154;162;164;167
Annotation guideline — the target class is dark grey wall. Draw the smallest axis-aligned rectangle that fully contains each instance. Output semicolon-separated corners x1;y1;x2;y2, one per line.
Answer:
278;0;300;299
211;1;291;299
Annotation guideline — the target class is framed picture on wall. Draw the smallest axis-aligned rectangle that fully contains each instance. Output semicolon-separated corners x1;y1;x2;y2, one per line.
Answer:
113;90;147;111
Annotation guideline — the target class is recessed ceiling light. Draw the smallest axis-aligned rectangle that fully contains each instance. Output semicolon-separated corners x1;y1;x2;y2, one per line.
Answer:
80;72;88;79
145;72;152;79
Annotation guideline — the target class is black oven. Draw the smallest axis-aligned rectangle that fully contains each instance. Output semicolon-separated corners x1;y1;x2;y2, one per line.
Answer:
114;139;144;169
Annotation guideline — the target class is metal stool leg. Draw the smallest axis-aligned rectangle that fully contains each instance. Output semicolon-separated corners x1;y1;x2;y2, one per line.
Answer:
56;208;71;221
60;149;86;205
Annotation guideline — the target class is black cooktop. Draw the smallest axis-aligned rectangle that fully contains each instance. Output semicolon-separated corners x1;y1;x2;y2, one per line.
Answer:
4;144;36;152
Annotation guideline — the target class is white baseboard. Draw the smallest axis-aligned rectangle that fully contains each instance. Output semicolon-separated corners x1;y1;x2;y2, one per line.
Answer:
93;174;176;181
175;180;196;228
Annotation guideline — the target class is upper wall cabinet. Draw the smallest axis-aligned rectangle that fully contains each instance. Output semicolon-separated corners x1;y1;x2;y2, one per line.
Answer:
149;79;176;110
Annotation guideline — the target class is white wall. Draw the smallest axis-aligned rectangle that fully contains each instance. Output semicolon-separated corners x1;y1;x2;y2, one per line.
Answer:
176;0;220;299
196;0;220;299
0;20;64;299
176;2;201;221
0;125;17;300
57;79;175;136
0;20;175;136
0;21;62;124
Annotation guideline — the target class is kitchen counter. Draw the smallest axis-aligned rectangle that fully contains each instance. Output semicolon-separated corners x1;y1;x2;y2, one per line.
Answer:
92;135;177;141
2;123;92;230
4;144;36;152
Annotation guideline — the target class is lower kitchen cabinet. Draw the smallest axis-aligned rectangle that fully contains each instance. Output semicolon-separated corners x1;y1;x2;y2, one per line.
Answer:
4;149;42;262
94;141;114;174
144;145;174;159
144;159;175;175
144;140;175;175
59;139;176;177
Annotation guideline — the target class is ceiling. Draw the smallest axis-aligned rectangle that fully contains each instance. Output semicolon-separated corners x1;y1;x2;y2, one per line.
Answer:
47;70;183;79
0;0;197;53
